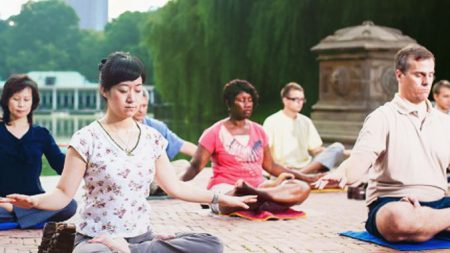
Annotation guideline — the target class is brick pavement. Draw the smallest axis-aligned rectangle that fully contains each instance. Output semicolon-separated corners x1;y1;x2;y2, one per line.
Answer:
1;171;449;253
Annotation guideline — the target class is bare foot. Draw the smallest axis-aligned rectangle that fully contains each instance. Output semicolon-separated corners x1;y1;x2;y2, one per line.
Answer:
279;172;294;180
234;179;257;196
89;235;130;253
232;179;267;211
259;173;295;188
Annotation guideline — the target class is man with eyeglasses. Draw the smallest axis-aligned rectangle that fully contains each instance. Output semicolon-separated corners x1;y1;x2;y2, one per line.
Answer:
315;45;450;242
263;82;346;175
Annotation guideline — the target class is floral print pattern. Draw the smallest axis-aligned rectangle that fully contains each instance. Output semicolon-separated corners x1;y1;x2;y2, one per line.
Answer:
70;121;167;237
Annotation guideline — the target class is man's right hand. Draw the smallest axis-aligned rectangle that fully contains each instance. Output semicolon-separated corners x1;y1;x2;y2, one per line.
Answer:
313;171;347;189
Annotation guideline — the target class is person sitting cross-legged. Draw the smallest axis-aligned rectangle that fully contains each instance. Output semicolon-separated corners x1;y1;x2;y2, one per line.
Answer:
315;45;450;243
1;52;256;253
0;74;76;230
181;79;321;215
263;82;347;175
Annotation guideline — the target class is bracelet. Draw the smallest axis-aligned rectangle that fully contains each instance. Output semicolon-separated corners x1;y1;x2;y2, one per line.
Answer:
210;192;220;205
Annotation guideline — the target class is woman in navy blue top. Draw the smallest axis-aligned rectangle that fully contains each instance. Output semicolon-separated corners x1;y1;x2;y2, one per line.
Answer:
0;74;76;229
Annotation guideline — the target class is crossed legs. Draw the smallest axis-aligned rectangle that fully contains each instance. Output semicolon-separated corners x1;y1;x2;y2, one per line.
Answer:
300;142;346;174
374;199;450;242
218;179;310;215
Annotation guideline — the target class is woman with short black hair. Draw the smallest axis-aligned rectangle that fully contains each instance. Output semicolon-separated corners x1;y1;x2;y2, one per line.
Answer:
2;53;255;253
0;74;77;229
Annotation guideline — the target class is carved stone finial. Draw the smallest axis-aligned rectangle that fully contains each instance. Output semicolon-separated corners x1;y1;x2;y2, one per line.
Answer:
311;21;416;51
362;20;374;26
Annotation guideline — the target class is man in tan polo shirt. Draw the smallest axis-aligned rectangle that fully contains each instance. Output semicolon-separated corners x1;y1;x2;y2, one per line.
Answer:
315;45;450;242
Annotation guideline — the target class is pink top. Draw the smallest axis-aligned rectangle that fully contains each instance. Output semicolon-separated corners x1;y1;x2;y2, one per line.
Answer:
199;119;268;189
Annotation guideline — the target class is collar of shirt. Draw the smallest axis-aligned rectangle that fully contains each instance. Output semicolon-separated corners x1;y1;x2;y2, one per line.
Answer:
392;93;432;117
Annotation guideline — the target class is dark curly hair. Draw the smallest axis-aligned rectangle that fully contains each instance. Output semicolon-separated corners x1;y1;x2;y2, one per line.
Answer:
0;74;40;125
223;79;259;109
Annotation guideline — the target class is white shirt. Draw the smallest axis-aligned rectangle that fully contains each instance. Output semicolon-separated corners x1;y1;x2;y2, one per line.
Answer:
263;110;322;169
70;121;167;237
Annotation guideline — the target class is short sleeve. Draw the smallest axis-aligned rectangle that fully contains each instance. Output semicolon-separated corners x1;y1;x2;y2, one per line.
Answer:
262;117;274;147
156;122;183;159
140;123;169;160
199;125;217;154
69;127;93;163
144;118;183;159
149;129;168;160
306;119;323;150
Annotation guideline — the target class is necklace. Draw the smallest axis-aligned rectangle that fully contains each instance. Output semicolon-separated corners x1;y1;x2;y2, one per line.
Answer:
98;121;141;156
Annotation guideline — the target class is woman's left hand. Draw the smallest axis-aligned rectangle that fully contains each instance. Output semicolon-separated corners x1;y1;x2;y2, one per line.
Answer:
219;194;257;209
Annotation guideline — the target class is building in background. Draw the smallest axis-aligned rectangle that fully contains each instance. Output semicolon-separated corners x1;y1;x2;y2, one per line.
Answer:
0;71;154;141
65;0;108;31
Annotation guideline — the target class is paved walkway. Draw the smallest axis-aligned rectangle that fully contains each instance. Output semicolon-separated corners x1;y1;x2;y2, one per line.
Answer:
0;170;448;253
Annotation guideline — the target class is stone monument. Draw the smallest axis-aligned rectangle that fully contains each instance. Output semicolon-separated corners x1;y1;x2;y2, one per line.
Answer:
311;21;416;144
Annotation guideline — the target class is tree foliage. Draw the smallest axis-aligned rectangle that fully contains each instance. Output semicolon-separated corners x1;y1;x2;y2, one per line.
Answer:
1;0;449;142
0;1;153;82
144;0;450;130
145;0;255;125
3;1;81;74
102;11;153;83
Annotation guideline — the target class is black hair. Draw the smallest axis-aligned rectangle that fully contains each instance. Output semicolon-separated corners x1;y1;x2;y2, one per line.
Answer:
98;52;146;93
0;74;40;125
223;79;259;108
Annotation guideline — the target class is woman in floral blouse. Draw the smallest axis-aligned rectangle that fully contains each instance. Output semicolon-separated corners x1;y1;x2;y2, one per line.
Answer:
2;52;255;253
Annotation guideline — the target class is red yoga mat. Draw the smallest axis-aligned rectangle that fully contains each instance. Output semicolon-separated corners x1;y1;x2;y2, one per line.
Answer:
229;208;305;221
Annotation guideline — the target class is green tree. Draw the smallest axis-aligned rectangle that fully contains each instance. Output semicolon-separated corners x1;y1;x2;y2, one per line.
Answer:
0;20;9;79
77;30;104;81
144;0;450;132
103;11;153;83
145;0;255;125
3;1;81;75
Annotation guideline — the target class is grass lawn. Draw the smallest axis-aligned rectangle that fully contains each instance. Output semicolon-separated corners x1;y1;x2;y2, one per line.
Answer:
41;157;57;176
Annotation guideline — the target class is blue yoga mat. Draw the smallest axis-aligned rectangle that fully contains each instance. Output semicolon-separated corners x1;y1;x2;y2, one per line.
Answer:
340;231;450;251
0;222;45;231
0;222;19;230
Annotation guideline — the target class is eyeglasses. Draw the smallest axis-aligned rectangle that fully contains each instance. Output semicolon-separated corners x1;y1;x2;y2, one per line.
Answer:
285;97;306;103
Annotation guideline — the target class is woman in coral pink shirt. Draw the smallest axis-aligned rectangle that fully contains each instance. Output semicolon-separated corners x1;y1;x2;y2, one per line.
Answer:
181;79;318;214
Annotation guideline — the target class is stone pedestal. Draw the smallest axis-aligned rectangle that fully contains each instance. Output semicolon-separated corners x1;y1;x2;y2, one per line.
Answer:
311;21;416;144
